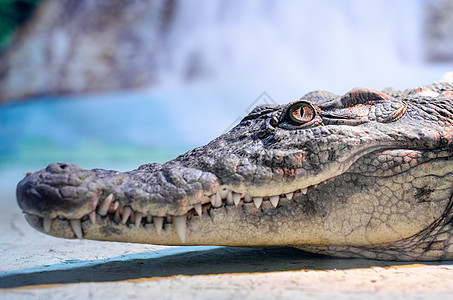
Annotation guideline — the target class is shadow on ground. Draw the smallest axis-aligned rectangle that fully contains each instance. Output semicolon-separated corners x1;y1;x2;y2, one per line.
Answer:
0;246;447;289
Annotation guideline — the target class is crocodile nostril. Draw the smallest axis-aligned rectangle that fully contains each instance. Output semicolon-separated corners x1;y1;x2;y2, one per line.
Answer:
45;163;81;173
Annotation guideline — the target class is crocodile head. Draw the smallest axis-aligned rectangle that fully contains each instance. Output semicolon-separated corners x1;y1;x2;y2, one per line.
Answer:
17;83;453;260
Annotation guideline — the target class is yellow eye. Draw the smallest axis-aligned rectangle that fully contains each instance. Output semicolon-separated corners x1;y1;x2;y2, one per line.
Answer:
287;101;316;125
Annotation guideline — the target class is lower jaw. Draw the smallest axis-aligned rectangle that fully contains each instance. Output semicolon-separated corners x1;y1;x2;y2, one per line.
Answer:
23;208;268;246
24;197;310;247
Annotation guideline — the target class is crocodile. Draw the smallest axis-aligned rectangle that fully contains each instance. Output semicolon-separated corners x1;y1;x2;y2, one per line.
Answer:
16;76;453;261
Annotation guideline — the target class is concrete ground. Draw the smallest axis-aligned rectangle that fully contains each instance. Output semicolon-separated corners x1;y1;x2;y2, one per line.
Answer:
2;169;453;299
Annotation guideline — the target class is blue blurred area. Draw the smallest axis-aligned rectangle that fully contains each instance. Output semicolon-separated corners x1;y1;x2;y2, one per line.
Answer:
2;96;165;172
1;91;183;167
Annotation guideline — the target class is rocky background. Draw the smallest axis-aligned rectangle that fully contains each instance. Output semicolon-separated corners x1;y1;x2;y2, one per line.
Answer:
0;0;452;103
0;0;176;102
424;0;453;62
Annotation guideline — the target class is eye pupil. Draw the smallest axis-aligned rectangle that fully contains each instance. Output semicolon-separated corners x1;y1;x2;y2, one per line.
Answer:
291;107;303;120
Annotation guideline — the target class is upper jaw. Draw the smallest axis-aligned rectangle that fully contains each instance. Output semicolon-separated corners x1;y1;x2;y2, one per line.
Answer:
16;162;223;220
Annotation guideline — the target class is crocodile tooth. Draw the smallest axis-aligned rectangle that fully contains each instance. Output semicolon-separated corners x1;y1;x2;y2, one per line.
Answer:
253;197;263;208
219;188;229;199
269;196;279;207
114;210;121;223
244;194;252;203
301;188;308;195
226;191;234;205
194;203;202;216
135;212;143;227
146;213;152;223
154;217;164;236
89;211;96;224
232;192;241;206
43;217;52;233
97;194;114;216
69;219;83;239
210;192;222;208
287;191;295;199
108;201;119;213
215;191;223;207
173;215;187;243
121;206;132;224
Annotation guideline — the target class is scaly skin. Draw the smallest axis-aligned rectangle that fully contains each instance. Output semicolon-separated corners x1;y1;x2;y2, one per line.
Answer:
17;79;453;261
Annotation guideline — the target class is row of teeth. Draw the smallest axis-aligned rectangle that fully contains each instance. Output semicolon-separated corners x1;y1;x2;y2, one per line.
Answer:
42;187;311;243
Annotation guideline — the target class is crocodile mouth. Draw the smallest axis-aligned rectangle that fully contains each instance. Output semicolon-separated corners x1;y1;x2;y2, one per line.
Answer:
23;183;323;243
19;147;453;246
18;146;382;244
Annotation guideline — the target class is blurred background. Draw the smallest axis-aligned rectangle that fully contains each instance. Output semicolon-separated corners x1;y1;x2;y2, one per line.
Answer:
1;0;452;204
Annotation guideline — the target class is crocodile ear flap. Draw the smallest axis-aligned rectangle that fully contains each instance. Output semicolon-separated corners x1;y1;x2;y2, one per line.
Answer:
341;87;391;107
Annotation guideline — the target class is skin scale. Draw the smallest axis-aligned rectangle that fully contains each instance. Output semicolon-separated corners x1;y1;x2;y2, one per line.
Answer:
16;79;453;261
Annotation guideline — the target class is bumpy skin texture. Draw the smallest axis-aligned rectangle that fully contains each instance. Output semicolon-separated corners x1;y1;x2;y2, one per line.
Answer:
17;81;453;261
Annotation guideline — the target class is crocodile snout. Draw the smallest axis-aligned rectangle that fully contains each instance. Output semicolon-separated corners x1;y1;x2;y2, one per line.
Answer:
16;162;223;242
16;163;100;219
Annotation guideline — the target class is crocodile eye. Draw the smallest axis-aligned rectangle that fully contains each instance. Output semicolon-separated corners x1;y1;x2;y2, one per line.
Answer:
287;101;316;125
